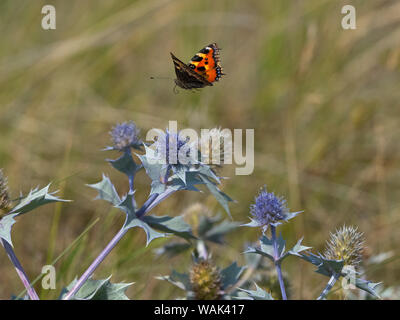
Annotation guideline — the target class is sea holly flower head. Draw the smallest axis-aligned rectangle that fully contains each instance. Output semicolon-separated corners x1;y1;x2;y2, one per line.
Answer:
158;257;244;300
324;225;365;268
244;186;301;231
189;258;223;300
152;129;197;166
138;127;233;216
109;121;142;151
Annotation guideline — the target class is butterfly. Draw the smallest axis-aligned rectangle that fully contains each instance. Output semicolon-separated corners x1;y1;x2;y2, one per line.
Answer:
170;43;224;90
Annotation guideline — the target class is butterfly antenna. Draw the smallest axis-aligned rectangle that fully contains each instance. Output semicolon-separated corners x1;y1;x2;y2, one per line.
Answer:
150;76;172;80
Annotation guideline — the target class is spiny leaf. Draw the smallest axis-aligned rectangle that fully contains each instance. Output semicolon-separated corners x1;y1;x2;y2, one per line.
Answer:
143;215;196;240
196;165;221;184
199;175;233;217
156;270;191;291
244;235;286;262
11;184;70;216
169;174;200;192
87;175;120;206
61;276;133;300
117;193;165;246
184;171;206;189
107;151;141;177
220;262;245;290
236;283;274;300
137;148;167;195
288;238;312;256
353;278;382;299
115;192;137;217
0;213;18;246
300;252;344;277
241;218;261;228
244;246;273;262
284;211;303;221
173;165;187;185
279;237;312;262
1;185;69;246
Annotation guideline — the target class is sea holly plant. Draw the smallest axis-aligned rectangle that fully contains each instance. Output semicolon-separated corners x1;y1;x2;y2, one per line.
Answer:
300;225;382;300
62;121;234;300
0;169;69;300
0;119;384;300
241;186;382;300
242;186;305;300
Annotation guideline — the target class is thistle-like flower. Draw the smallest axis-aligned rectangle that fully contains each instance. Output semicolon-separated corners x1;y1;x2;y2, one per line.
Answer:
190;259;222;300
248;186;299;231
110;121;142;151
0;169;11;212
199;127;232;167
152;129;196;166
323;225;365;268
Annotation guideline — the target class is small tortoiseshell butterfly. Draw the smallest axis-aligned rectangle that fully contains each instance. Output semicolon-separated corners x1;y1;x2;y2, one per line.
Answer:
170;43;224;90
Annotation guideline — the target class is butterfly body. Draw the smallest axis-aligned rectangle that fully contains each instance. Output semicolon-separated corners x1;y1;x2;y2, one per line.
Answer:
170;43;224;90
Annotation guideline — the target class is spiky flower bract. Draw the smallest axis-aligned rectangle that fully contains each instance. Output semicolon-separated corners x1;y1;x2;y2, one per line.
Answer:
248;186;294;231
0;169;11;212
324;225;365;268
110;121;141;151
190;259;222;300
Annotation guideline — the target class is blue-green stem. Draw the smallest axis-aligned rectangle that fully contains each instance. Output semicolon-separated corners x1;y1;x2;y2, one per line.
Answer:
62;227;127;300
1;239;39;300
270;225;287;300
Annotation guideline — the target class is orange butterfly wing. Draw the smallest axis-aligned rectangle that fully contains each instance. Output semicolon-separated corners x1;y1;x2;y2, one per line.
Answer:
188;43;224;83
